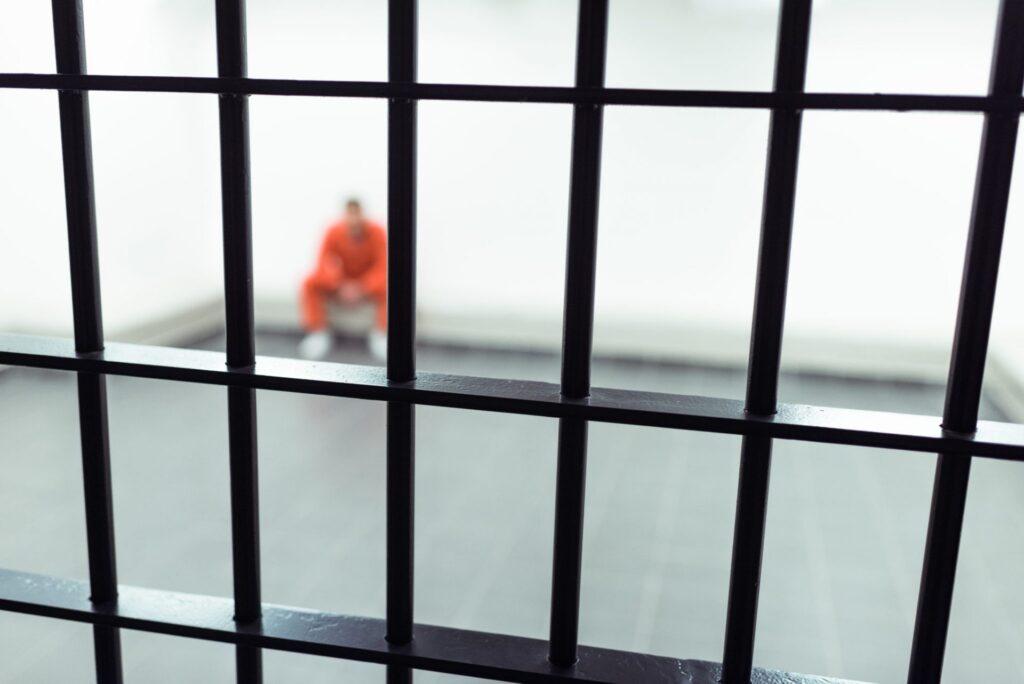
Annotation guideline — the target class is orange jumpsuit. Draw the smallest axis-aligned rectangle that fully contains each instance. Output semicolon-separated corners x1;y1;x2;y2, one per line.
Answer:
301;220;387;331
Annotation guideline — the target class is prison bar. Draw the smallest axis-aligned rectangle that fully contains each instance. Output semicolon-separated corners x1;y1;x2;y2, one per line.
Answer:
214;0;263;681
386;2;417;684
50;1;124;682
908;1;1024;681
0;568;860;684
548;0;609;667
721;1;813;682
3;72;1024;113
3;2;1023;681
2;334;1022;463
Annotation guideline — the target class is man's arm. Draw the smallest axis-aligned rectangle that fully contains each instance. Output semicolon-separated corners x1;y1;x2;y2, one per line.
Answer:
312;224;344;282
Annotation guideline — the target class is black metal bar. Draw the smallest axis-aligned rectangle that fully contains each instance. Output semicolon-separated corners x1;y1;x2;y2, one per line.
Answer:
559;0;609;400
549;417;588;666
386;661;413;684
386;402;415;637
74;373;117;599
76;374;122;684
721;2;813;682
387;0;417;384
0;569;860;684
51;3;101;353
549;0;609;668
218;92;255;367
386;401;415;684
3;72;1024;113
215;1;262;681
907;2;1024;681
50;2;123;682
386;5;417;684
225;391;261;621
89;623;122;684
2;334;1023;462
216;0;255;369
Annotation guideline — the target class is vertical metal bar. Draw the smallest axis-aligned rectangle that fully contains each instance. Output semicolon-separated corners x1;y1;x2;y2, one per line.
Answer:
215;1;262;681
387;3;417;684
908;2;1024;681
227;385;262;682
387;0;417;386
51;2;123;682
549;416;589;667
385;399;414;642
721;2;812;682
548;0;609;668
77;375;122;684
216;3;255;371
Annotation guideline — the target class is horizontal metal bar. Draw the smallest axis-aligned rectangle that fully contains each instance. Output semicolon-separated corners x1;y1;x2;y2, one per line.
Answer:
1;72;1021;112
0;568;857;684
1;334;1022;460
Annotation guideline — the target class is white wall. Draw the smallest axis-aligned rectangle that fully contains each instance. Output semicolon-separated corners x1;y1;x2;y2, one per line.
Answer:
2;0;1021;409
0;0;223;338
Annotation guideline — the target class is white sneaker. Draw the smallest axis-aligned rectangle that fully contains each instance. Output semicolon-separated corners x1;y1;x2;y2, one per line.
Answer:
298;330;333;360
367;329;387;362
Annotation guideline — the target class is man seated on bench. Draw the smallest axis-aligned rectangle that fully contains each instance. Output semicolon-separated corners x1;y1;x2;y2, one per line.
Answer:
298;198;387;361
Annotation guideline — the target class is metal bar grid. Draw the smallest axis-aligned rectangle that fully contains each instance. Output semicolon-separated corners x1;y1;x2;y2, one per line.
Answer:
2;0;1022;682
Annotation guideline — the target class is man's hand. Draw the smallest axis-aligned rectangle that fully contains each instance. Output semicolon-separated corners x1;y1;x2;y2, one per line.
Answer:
337;282;365;305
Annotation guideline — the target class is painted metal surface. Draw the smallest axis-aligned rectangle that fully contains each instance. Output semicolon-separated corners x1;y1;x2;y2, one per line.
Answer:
722;2;813;681
0;569;865;684
549;0;609;668
386;3;417;683
214;0;263;679
908;1;1024;682
1;72;1022;113
50;0;122;680
1;335;1020;462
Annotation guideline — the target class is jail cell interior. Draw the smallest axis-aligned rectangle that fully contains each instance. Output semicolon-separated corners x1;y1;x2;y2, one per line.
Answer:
1;0;1024;683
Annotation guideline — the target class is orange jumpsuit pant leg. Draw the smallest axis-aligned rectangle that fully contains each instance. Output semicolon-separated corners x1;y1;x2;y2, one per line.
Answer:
301;270;343;332
371;288;387;331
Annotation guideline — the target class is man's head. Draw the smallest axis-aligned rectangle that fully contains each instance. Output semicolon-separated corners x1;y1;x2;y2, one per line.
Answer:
345;198;365;235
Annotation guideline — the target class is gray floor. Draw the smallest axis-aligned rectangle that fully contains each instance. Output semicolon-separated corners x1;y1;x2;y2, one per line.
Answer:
0;332;1021;683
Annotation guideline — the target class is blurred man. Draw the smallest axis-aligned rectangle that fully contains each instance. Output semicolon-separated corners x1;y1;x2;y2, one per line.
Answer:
298;198;387;360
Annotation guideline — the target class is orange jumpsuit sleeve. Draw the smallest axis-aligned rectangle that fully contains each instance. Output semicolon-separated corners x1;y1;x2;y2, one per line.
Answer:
312;225;344;283
357;225;387;297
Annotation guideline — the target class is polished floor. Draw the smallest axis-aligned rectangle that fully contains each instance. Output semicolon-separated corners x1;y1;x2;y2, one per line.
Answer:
0;332;1020;683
